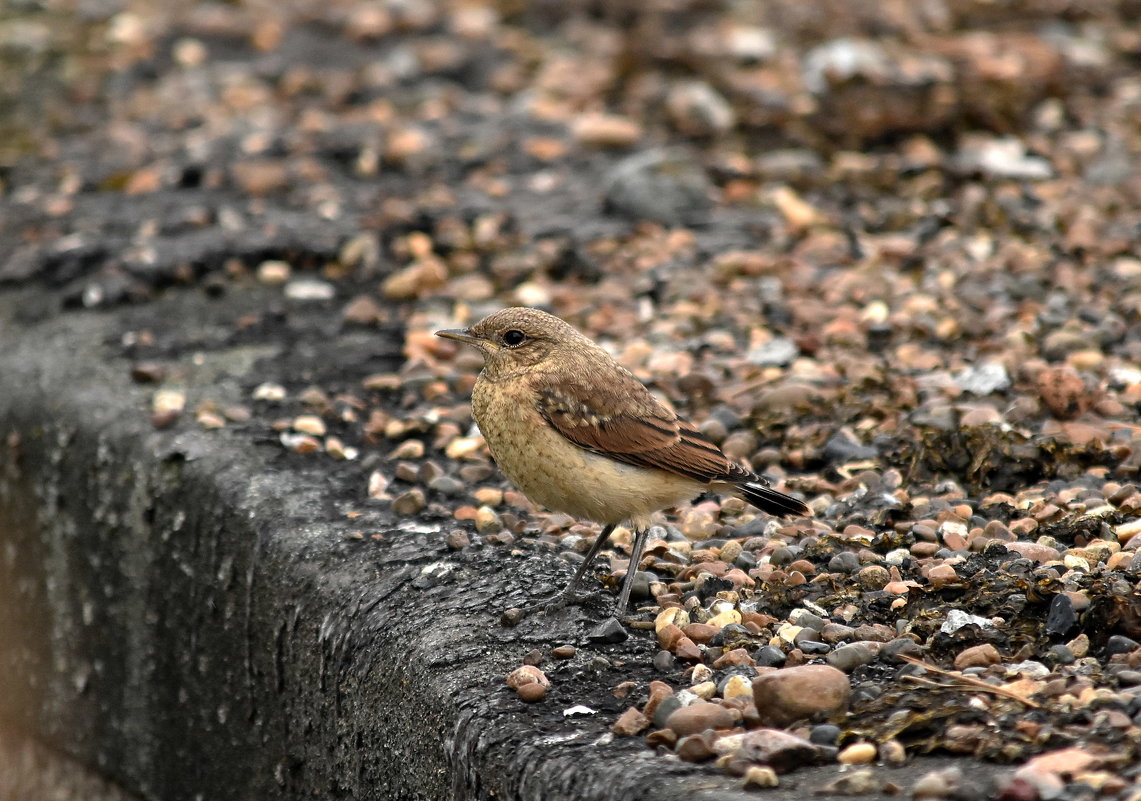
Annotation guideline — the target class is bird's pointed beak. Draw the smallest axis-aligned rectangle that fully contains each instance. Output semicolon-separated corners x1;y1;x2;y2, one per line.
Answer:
435;328;481;345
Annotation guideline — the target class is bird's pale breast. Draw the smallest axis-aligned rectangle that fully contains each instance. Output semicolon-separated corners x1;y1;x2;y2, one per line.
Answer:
471;375;702;528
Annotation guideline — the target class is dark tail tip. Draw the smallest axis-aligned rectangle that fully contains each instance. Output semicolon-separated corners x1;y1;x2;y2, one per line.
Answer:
737;482;810;517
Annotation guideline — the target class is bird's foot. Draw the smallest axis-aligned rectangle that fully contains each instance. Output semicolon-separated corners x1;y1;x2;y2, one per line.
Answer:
520;587;602;616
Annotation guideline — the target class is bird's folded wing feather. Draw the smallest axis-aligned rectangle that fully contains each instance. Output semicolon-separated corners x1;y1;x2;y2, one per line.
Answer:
535;378;749;484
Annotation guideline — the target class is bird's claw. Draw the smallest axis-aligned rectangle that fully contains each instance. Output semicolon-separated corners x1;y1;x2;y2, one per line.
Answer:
520;588;602;616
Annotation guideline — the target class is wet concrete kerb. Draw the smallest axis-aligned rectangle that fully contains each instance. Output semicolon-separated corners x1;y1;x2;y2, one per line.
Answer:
0;284;778;801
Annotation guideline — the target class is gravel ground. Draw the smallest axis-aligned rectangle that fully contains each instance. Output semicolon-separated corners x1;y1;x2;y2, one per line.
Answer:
2;0;1141;798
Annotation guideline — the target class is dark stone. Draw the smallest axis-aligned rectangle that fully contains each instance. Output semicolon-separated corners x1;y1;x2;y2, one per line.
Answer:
752;645;787;667
799;640;831;656
603;151;714;226
1106;635;1140;656
828;552;861;573
1046;644;1076;666
652;695;684;730
880;637;924;662
809;724;841;746
653;650;676;672
587;617;629;644
1046;594;1078;637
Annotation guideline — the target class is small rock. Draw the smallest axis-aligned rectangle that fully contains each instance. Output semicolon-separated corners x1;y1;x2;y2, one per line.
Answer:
953;643;1002;670
722;675;753;700
809;724;840;745
474;505;502;533
1036;367;1090;420
752;665;851;726
642;681;674;721
1046;594;1078;636
516;682;547;703
391;488;426;516
130;362;167;383
604;150;713;226
689;681;717;700
292;414;327;436
675;732;718;762
255;259;291;283
342;295;386;325
880;738;907;766
666;701;735;738
1005;541;1060;563
955;362;1011;395
611;707;650;736
741;765;779;788
505;665;547;690
719;728;822;775
913;767;963;799
572;113;643;148
284;279;335;301
837;742;877;764
587;617;628;644
815;769;884;795
666;80;736;137
826;641;882;672
673;636;702;661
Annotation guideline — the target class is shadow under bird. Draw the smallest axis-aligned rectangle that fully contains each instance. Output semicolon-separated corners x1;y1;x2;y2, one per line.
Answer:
436;307;809;616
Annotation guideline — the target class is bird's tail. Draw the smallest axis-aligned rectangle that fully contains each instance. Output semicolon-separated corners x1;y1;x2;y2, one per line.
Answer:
735;481;810;517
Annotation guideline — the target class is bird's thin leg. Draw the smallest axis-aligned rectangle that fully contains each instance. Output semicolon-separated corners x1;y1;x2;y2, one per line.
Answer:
524;523;616;614
613;526;649;616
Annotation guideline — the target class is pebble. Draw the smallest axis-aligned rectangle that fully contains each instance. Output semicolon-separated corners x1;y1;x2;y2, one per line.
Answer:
809;724;840;745
880;738;907;766
666;80;736;137
665;701;736;738
611;707;650;736
722;675;753;700
506;665;549;703
256;260;291;284
718;728;822;775
603;150;713;226
391;488;426;516
516;683;547;703
587;617;628;644
826;641;882;672
571;113;643;148
284;278;335;301
752;665;851;726
837;742;877;764
953;643;1002;670
473;505;502;533
815;769;883;795
675;732;717;762
689;681;717;700
642;681;673;721
912;767;964;799
390;439;425;460
753;645;786;667
427;475;464;496
741;765;779;788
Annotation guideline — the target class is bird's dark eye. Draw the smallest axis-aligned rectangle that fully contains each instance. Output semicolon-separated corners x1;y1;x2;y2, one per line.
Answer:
502;329;527;347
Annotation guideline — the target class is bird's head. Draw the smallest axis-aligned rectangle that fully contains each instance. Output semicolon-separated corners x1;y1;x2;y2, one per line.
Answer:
436;307;582;379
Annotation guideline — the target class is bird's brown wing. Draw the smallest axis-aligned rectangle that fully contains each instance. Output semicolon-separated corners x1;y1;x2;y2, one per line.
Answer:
534;376;747;484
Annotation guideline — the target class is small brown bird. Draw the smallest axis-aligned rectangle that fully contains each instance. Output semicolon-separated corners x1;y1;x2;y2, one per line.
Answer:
436;307;808;615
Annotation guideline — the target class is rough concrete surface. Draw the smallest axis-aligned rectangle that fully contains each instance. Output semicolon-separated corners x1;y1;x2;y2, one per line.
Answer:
0;286;742;800
0;285;1008;801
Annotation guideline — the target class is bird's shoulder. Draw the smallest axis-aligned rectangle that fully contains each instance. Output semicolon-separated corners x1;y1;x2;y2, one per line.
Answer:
526;353;751;484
